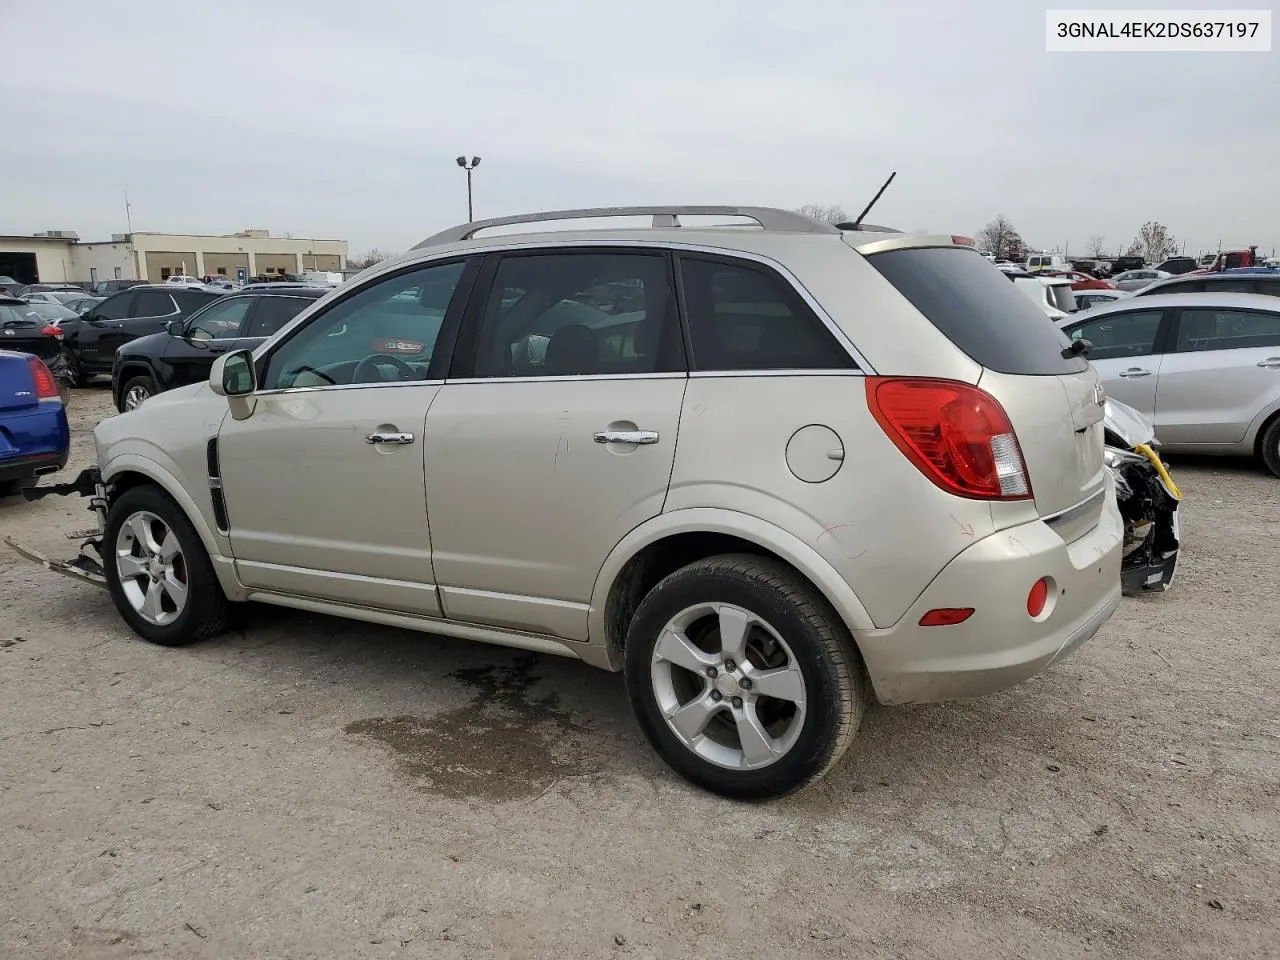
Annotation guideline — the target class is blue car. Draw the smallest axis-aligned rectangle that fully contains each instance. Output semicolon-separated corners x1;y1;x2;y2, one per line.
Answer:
0;349;71;496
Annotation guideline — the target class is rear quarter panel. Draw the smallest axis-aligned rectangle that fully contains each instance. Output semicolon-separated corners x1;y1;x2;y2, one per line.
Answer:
665;375;997;629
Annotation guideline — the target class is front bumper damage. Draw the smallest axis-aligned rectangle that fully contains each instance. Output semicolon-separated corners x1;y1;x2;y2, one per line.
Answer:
4;466;109;589
1110;443;1181;594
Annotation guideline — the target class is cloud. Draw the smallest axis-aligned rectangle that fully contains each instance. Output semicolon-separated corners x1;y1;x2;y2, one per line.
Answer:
2;0;1276;256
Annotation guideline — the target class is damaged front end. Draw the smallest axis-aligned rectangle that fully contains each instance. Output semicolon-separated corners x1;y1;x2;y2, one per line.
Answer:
4;467;110;588
1103;401;1181;594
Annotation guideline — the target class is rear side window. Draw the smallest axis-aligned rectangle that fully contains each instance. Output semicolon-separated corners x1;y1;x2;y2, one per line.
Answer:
1174;309;1280;352
174;290;220;311
246;295;314;338
134;290;177;316
867;247;1087;375
678;257;854;371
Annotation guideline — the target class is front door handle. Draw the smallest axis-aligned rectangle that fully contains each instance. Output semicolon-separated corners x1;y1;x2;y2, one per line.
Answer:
1257;357;1280;368
593;429;659;445
366;431;414;445
1119;368;1152;378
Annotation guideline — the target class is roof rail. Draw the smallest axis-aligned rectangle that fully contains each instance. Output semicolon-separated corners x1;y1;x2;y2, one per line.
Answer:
414;205;841;249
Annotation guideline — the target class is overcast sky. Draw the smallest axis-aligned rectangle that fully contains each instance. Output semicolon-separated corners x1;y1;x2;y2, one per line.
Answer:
4;0;1277;258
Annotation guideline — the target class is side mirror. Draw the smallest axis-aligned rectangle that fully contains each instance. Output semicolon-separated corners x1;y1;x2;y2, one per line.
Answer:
165;318;185;337
210;349;255;397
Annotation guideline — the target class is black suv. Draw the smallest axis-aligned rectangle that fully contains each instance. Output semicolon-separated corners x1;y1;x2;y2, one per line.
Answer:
111;286;329;411
64;285;225;386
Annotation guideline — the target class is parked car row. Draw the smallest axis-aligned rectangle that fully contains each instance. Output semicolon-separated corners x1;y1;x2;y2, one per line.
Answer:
1058;291;1280;476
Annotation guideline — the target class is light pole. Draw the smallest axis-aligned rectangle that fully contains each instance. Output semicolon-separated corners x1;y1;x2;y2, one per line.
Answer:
455;155;480;221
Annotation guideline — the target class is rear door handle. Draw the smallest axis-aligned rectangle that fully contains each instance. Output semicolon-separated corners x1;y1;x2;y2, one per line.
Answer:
1119;368;1152;378
366;432;414;445
1257;357;1280;368
593;429;659;445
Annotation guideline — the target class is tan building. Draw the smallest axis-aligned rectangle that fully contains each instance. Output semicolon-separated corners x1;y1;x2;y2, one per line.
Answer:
0;228;348;286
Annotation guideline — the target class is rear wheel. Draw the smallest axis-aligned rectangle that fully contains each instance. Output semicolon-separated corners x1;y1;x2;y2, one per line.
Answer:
0;478;26;497
119;375;156;413
624;554;865;800
62;347;88;387
103;485;233;646
1261;416;1280;478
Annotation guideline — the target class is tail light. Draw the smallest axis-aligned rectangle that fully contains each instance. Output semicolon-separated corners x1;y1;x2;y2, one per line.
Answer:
27;356;60;400
42;324;63;339
866;377;1032;500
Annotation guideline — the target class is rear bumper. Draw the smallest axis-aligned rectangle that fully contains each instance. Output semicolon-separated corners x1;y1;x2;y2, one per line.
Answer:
856;486;1124;705
0;450;68;482
0;403;71;482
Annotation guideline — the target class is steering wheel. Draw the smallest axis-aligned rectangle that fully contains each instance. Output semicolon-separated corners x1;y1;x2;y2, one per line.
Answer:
352;353;415;384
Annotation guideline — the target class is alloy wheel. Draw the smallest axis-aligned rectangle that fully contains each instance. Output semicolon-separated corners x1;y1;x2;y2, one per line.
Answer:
123;384;151;411
650;602;807;770
115;510;188;626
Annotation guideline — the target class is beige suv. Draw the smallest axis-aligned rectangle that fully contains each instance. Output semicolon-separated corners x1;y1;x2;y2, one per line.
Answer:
81;206;1122;799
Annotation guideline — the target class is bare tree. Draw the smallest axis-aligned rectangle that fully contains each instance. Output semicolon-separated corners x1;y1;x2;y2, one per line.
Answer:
976;215;1027;262
347;248;395;270
1086;235;1107;258
1127;222;1178;264
795;204;850;225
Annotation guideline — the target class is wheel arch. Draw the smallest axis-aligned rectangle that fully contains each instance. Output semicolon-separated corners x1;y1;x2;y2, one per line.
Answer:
114;362;158;408
587;508;875;672
1249;402;1280;457
101;453;245;600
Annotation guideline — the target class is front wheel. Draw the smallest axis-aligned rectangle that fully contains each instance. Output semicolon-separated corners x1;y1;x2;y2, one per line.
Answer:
103;485;233;646
119;375;155;413
624;554;865;800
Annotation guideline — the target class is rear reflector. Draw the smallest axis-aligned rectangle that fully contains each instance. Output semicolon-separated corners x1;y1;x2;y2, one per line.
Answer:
1027;578;1050;618
866;377;1033;501
919;607;975;627
27;356;60;400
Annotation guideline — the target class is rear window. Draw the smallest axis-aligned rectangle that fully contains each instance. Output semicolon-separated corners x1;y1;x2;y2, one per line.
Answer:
867;246;1088;375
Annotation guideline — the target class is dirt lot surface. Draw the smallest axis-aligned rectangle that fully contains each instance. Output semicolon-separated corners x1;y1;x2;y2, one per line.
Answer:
2;386;1278;960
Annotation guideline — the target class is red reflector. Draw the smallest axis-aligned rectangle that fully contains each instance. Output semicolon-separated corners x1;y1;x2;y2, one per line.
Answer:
27;356;60;400
866;377;1033;501
919;607;974;627
1027;578;1050;618
951;235;976;247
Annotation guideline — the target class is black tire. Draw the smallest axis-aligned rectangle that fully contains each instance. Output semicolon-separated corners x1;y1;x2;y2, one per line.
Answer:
1260;415;1280;478
103;484;233;646
0;478;26;498
118;374;156;413
624;553;865;800
62;347;88;387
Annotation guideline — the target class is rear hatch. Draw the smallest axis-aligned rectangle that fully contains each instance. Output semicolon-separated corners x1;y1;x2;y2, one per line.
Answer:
1;303;61;363
865;245;1107;530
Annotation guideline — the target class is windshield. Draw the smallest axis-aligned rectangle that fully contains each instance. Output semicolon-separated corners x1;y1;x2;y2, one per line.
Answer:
1047;284;1077;313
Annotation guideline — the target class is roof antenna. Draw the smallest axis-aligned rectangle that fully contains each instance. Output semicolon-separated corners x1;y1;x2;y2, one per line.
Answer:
846;171;897;230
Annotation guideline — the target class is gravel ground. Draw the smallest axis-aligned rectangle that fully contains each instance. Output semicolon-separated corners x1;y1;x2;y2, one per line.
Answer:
2;387;1277;960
